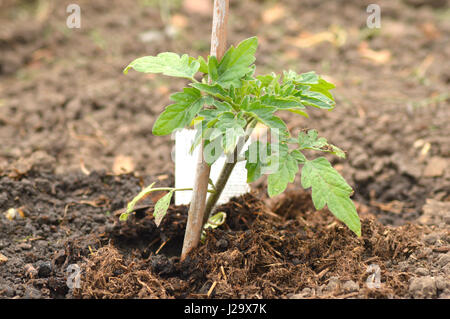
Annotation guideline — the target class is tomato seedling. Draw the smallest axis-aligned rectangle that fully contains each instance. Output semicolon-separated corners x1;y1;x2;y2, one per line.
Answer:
122;36;361;257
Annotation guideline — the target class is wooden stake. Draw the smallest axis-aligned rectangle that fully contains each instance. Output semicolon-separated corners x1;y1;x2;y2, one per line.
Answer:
181;0;229;261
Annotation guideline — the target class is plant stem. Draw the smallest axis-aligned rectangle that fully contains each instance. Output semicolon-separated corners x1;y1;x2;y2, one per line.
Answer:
180;0;229;262
144;187;215;193
202;150;240;226
202;120;257;225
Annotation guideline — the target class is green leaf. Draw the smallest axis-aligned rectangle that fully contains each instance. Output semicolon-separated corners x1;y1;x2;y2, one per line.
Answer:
299;91;335;110
267;144;299;197
197;55;208;73
228;84;236;101
189;120;208;154
216;37;258;88
208;56;219;82
240;95;251;110
201;211;227;243
191;108;241;155
152;87;208;135
295;71;319;84
290;150;306;164
119;213;130;222
307;78;335;100
245;102;287;131
153;190;174;227
283;70;319;84
124;52;199;79
260;95;304;109
286;108;309;118
243;64;256;80
211;112;246;153
301;157;361;236
222;127;245;153
256;74;276;88
215;112;247;130
245;141;271;183
298;130;346;158
284;71;335;101
212;100;233;111
280;83;296;96
191;83;230;101
203;136;224;165
120;182;156;221
239;79;260;97
260;115;287;132
199;108;222;123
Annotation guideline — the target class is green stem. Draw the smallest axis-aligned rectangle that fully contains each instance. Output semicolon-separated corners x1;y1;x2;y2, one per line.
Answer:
125;186;215;216
202;156;238;226
202;119;257;226
205;92;240;111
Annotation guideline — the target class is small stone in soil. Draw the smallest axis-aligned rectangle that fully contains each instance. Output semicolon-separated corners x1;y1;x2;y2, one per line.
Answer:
435;276;448;292
373;158;387;174
437;253;450;267
291;258;301;265
423;157;447;177
398;261;410;271
442;263;450;275
52;250;66;266
290;287;313;299
17;243;32;250
418;247;433;259
25;263;38;278
34;178;52;193
414;267;429;276
0;252;8;263
423;233;439;245
0;192;8;206
37;261;52;278
35;240;49;249
353;170;373;184
351;152;369;169
326;276;340;292
37;214;57;225
198;282;212;295
316;284;326;296
409;276;437;298
149;254;174;275
372;135;395;155
93;214;106;223
23;286;42;299
0;285;15;297
5;286;15;298
342;280;359;293
215;239;228;250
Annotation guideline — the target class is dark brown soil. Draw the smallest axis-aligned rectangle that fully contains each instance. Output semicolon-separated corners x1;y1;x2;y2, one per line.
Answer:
0;0;449;299
76;192;426;299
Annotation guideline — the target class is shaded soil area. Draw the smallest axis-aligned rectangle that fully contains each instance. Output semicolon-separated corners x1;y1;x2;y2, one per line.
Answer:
0;0;449;299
